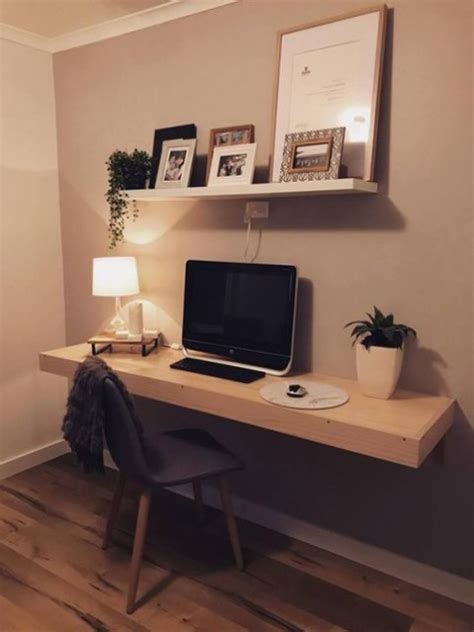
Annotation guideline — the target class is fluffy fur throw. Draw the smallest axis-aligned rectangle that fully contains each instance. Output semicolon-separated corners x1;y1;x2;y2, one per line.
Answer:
62;355;143;474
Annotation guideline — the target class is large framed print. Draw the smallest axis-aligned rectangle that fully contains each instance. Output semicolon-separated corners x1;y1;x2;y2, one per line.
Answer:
270;6;387;182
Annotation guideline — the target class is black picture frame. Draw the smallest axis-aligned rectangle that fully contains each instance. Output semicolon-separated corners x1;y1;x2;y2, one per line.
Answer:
149;124;197;188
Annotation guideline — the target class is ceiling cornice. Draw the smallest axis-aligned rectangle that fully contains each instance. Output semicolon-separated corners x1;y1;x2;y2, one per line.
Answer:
0;22;53;52
0;0;238;54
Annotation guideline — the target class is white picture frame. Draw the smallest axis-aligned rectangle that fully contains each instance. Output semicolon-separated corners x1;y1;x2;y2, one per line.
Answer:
208;143;257;186
270;6;387;182
156;138;196;188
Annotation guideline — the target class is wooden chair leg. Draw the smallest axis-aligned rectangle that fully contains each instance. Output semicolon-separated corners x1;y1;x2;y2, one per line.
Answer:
126;489;151;614
102;472;126;550
217;476;244;571
192;479;205;524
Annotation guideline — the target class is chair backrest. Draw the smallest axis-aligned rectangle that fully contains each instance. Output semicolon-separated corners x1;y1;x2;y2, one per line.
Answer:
102;378;149;483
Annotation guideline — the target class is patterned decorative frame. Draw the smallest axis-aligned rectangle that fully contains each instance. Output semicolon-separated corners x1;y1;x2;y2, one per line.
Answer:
279;127;345;182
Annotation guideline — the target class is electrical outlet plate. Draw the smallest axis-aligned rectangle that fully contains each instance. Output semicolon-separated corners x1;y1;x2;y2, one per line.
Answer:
244;201;269;223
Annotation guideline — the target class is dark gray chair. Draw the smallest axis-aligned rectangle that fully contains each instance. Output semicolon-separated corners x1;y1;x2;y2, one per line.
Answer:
101;378;244;614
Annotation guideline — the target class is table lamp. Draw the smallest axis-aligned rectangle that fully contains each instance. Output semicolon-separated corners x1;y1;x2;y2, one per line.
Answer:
92;257;139;333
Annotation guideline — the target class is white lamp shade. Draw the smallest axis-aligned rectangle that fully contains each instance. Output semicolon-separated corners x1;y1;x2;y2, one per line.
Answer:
92;257;139;297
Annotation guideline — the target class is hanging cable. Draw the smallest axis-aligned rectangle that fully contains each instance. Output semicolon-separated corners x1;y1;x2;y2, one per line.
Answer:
244;216;252;261
244;216;262;263
250;227;262;263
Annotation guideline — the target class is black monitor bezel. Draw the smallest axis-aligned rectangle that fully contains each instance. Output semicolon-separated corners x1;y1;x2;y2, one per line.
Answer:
182;260;298;372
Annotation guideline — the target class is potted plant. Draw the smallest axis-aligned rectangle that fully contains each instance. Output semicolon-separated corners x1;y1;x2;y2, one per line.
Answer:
106;149;152;249
345;306;417;399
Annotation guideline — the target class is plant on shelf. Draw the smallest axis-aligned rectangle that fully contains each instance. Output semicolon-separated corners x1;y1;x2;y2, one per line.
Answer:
106;149;152;249
345;306;417;399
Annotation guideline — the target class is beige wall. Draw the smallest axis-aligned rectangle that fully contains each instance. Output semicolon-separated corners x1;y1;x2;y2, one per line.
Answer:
54;0;473;578
0;39;66;475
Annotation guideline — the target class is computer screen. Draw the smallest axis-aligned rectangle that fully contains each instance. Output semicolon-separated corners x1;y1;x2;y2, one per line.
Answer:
182;260;298;373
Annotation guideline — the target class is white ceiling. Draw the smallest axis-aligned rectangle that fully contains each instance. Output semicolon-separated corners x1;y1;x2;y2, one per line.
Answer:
0;0;171;38
0;0;237;51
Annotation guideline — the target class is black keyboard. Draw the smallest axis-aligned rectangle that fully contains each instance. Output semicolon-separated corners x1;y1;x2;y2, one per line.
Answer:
170;357;265;383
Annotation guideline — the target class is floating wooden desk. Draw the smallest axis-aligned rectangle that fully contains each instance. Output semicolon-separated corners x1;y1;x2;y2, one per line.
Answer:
39;344;454;469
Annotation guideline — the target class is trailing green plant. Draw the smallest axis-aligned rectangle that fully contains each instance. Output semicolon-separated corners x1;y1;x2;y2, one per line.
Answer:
106;149;152;249
345;306;417;350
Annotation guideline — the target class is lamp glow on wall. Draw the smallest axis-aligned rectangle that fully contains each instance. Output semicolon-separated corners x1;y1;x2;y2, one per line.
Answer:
92;257;139;332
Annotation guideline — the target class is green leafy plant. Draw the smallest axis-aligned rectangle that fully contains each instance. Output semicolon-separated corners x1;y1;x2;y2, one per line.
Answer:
106;149;152;249
345;306;417;350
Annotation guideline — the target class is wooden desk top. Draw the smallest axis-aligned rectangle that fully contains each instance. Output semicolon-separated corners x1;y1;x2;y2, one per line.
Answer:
39;344;455;469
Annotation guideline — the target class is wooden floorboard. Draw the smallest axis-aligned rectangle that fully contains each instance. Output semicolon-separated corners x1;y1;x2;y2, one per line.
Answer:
0;455;472;632
0;542;146;631
222;515;474;631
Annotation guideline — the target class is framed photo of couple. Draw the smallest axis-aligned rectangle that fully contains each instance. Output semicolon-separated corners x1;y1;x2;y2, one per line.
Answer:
150;123;196;188
208;143;257;186
156;139;196;188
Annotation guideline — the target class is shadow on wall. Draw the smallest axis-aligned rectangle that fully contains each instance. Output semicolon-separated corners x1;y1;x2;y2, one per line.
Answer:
139;192;407;235
373;7;394;193
399;342;450;396
267;193;404;232
293;278;313;373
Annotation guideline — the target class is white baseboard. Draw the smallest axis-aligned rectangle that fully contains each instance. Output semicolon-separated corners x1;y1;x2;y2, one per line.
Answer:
0;439;69;481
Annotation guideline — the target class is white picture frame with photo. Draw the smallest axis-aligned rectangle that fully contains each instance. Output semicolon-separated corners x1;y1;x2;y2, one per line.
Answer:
156;138;196;188
208;143;257;186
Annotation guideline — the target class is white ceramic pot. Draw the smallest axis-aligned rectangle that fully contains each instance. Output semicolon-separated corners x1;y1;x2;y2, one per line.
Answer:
355;344;404;399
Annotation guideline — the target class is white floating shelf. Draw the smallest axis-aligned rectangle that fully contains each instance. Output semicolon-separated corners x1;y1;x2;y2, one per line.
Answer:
126;178;377;202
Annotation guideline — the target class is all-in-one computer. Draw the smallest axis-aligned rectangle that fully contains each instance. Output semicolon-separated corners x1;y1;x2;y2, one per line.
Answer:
171;260;298;383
